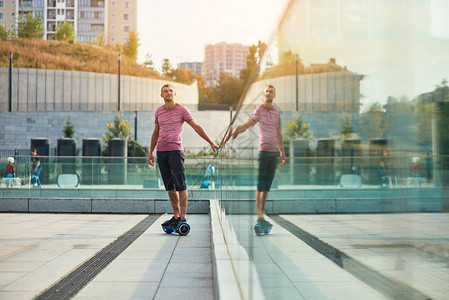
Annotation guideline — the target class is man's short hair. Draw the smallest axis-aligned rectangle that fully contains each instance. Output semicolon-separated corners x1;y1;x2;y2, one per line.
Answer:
161;83;175;94
31;148;37;152
265;84;276;92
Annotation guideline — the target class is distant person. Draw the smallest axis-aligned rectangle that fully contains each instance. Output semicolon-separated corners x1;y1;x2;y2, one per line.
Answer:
426;150;433;183
412;157;422;186
378;150;390;187
5;157;15;188
227;84;287;234
203;164;215;188
148;84;219;229
30;148;42;187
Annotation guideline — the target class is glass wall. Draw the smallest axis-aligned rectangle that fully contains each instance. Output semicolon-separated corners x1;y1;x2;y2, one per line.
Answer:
212;0;449;299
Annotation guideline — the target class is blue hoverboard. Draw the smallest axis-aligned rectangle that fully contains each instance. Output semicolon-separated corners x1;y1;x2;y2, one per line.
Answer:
162;221;191;236
254;222;272;236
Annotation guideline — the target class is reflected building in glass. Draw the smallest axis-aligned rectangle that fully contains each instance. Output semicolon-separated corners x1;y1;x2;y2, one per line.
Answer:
277;0;448;105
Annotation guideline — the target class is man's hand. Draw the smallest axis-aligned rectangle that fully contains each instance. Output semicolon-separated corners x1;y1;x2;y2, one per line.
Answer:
210;141;219;152
280;153;287;166
148;153;155;166
220;126;233;149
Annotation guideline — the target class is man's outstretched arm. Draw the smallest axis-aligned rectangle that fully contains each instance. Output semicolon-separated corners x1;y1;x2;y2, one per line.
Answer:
187;119;219;151
232;119;256;139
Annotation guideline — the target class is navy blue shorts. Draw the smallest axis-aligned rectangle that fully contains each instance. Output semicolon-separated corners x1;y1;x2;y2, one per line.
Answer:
157;150;186;191
258;151;279;192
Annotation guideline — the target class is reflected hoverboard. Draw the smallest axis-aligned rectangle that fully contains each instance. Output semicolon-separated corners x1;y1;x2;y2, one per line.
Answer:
162;221;191;236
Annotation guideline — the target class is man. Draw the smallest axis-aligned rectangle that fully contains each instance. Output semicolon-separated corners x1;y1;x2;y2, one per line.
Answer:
148;84;219;228
231;85;287;232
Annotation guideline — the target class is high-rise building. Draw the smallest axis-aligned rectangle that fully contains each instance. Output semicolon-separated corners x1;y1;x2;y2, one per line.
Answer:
77;0;103;43
77;0;137;44
106;0;137;44
0;0;18;32
202;42;249;85
46;0;76;40
0;0;136;45
177;62;203;76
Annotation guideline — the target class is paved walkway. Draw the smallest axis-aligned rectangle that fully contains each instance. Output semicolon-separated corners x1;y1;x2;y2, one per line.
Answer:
0;214;213;300
0;211;448;299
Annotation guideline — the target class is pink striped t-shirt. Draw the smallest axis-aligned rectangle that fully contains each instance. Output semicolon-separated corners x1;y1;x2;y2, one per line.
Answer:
155;103;193;151
248;104;280;152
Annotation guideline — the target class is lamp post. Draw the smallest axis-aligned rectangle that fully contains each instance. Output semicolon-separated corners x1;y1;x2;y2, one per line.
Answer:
295;53;299;111
118;54;121;111
134;110;138;141
9;52;13;112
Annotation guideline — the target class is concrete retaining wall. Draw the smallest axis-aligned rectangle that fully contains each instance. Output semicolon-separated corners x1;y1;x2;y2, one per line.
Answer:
0;68;198;112
244;72;363;112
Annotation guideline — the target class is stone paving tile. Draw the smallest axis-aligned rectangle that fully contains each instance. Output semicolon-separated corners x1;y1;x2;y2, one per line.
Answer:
0;214;148;298
154;287;214;300
74;214;214;300
74;281;160;300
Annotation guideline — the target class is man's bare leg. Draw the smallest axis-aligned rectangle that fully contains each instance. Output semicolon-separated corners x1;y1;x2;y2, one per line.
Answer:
255;190;268;220
179;189;188;220
168;189;180;219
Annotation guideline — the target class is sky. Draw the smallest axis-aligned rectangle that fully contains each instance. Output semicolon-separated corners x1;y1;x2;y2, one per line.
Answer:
137;0;290;70
136;0;449;109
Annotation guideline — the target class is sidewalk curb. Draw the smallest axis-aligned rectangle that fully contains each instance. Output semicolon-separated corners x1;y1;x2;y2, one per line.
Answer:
210;199;265;300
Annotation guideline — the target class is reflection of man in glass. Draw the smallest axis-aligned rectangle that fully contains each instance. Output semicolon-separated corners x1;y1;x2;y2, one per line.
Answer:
231;85;287;231
148;84;219;228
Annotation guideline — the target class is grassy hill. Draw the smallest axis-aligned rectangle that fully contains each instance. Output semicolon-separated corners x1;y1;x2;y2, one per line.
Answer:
0;39;164;79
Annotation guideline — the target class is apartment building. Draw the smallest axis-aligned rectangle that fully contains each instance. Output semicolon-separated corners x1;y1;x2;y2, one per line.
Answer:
0;0;136;44
0;0;18;32
78;0;137;44
46;0;76;40
107;0;136;44
77;0;103;43
202;42;249;85
177;62;203;76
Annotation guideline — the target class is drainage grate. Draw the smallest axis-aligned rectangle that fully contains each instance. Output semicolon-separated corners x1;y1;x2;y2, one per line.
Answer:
35;214;160;300
271;215;432;300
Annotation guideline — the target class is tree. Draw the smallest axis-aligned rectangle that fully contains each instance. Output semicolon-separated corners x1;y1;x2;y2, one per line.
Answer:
260;50;305;79
55;21;75;43
240;41;267;84
123;31;139;61
128;139;149;157
103;113;133;144
161;58;173;76
216;72;244;105
18;13;44;39
144;52;154;69
0;23;11;41
341;114;354;138
383;95;413;113
62;117;75;138
360;102;389;139
283;112;313;143
102;113;149;157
